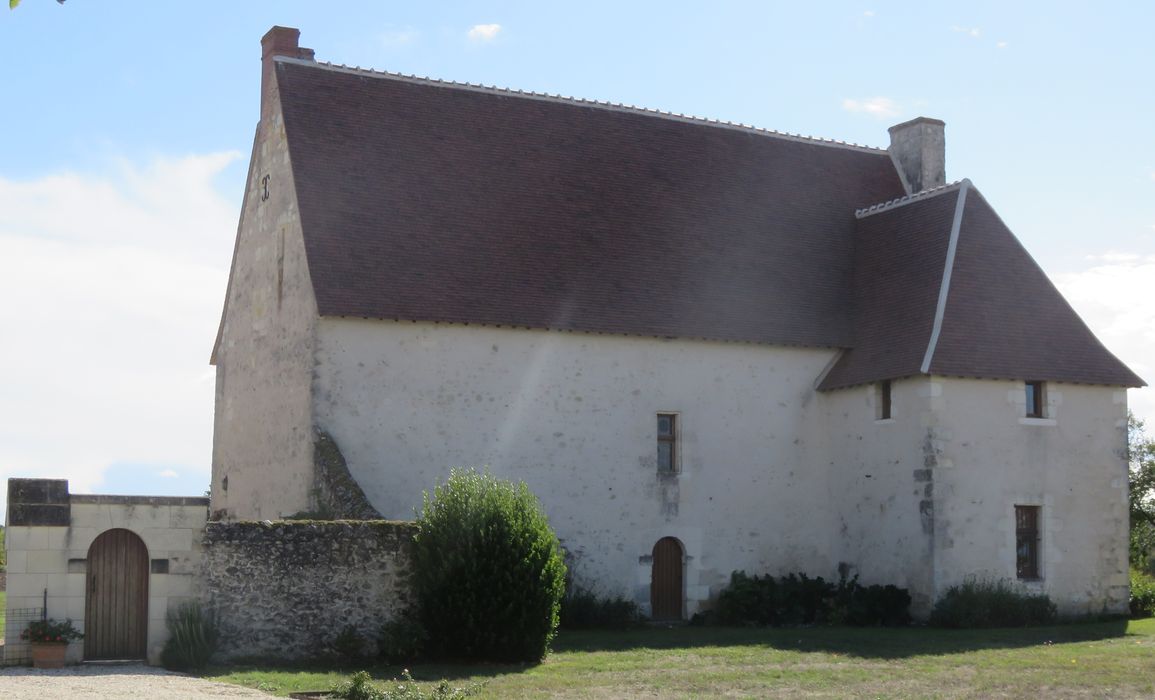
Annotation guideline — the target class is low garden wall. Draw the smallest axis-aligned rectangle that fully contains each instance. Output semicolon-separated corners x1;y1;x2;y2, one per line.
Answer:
201;520;416;660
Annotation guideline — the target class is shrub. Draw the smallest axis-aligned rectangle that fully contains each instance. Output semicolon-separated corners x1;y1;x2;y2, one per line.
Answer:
843;582;912;627
930;578;1057;628
331;671;386;700
333;624;368;662
559;586;642;629
1131;568;1155;618
330;670;484;700
378;615;428;663
160;602;218;671
411;469;567;662
713;571;911;627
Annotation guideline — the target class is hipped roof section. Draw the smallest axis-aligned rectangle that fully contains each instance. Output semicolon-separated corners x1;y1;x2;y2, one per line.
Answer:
273;58;1142;389
820;182;1144;389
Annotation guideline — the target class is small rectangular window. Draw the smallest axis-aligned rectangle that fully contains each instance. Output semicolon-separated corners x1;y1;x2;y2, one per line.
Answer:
878;380;893;420
657;413;677;473
1025;381;1045;418
1015;505;1040;579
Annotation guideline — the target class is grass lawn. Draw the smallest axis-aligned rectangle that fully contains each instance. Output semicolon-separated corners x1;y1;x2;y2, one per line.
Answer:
208;618;1155;699
0;590;6;637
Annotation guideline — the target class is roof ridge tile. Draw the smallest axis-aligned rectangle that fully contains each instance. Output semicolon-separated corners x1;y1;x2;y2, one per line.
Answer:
854;179;970;219
276;56;888;154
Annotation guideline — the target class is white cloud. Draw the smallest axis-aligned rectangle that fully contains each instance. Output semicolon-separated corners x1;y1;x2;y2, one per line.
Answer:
467;23;502;42
159;469;180;479
1055;255;1155;423
997;40;1009;49
841;96;900;119
952;25;982;38
381;26;419;48
863;10;875;17
0;152;240;515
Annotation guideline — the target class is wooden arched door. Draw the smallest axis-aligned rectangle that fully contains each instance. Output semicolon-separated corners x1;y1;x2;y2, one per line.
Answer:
85;528;149;660
650;537;684;621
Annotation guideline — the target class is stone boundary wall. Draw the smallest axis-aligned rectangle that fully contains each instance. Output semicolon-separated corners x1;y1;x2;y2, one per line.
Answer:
201;520;415;660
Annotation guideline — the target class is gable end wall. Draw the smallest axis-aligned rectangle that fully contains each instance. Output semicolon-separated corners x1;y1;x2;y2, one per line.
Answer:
210;97;317;520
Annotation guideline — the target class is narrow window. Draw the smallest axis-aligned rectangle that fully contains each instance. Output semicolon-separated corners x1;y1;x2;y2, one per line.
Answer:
878;380;893;420
1025;381;1045;418
657;413;677;473
1015;505;1041;579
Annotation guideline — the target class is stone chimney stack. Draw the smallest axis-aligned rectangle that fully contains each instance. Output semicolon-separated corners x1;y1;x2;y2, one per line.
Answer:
261;26;314;120
887;117;946;195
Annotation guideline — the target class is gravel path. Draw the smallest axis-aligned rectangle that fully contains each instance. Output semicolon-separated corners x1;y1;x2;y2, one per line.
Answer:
0;663;275;699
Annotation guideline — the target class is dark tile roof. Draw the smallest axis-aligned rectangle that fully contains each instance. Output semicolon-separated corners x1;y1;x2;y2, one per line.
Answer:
927;189;1143;387
272;59;1143;388
820;183;1144;389
276;59;905;348
818;187;961;390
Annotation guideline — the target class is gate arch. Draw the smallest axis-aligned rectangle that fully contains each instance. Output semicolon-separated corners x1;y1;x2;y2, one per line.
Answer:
85;528;149;660
650;536;684;621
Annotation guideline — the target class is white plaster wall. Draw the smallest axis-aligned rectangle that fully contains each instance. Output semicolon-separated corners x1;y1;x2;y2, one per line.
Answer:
929;378;1130;615
210;96;317;519
3;499;208;665
313;319;840;616
819;377;938;612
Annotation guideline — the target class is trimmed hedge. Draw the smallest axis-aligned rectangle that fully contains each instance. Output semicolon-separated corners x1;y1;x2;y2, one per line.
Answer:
712;571;911;627
411;470;566;662
560;586;642;629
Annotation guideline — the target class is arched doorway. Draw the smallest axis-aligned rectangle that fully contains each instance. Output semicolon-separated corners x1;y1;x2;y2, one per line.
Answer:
650;537;684;621
85;528;149;660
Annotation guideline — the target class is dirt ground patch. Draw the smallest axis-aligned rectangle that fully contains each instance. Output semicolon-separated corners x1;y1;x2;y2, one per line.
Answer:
0;662;274;699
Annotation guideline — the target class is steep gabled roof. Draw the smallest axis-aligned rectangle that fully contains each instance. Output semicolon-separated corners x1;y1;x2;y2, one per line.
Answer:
275;58;905;348
820;182;1144;389
268;56;1141;389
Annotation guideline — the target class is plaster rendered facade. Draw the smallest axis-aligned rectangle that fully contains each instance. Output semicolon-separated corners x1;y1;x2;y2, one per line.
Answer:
209;88;317;520
211;314;1131;617
822;377;1130;615
313;320;840;617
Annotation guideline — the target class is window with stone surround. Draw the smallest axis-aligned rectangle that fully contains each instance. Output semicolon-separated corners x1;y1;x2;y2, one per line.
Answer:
1025;381;1045;418
1016;505;1041;579
877;380;893;420
657;413;677;473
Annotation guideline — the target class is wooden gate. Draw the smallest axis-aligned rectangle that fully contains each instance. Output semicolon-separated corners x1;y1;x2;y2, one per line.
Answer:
650;537;684;621
85;528;149;660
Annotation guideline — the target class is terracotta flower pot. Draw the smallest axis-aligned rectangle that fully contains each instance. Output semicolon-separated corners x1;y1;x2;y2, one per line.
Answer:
31;642;68;669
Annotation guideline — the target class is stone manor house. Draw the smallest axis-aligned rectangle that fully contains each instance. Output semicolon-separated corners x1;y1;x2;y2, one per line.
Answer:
208;26;1142;619
4;25;1144;663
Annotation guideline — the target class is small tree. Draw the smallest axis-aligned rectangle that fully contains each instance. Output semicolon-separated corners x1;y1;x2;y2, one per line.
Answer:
412;469;566;662
1129;414;1155;572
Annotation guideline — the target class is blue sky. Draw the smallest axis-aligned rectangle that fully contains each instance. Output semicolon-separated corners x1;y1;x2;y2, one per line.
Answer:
1;1;1152;512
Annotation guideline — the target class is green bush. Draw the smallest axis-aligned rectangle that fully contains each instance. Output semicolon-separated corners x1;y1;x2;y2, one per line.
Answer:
333;624;368;661
330;670;484;700
378;615;428;663
929;578;1057;628
411;469;567;662
160;602;219;671
712;571;910;627
1131;568;1155;618
559;586;642;629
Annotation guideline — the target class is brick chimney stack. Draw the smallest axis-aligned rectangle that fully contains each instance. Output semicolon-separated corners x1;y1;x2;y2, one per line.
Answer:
261;26;314;120
887;117;946;195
